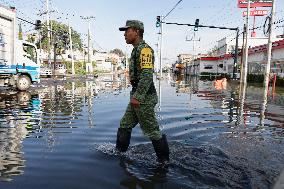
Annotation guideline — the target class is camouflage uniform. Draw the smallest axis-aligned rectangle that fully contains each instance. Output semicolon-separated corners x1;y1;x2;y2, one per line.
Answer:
120;40;162;140
117;20;169;163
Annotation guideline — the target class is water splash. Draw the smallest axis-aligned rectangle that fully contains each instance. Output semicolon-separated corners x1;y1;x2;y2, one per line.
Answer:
94;141;254;188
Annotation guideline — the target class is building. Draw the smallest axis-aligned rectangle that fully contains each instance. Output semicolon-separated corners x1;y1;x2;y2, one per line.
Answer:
173;54;193;74
184;34;284;77
189;39;284;78
190;56;228;76
93;52;113;72
217;37;270;56
247;39;284;77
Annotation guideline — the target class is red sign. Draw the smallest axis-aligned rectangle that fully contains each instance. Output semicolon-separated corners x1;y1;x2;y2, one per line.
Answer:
242;10;268;16
238;0;272;8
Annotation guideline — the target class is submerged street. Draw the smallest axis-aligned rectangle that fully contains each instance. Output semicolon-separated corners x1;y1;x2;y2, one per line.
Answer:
0;75;283;189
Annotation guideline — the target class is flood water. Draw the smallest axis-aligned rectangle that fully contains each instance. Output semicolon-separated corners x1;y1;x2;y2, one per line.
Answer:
0;74;283;189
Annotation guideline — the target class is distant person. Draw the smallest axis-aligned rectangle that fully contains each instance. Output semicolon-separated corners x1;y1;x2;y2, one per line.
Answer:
213;76;227;90
116;20;169;164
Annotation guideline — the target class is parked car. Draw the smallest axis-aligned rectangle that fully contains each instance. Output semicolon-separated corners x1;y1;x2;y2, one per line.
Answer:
54;64;66;76
40;66;52;77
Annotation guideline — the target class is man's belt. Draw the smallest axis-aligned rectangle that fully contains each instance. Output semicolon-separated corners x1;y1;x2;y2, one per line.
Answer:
130;80;156;95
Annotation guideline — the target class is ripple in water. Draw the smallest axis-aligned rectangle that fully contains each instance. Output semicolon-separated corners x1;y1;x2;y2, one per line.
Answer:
94;141;256;188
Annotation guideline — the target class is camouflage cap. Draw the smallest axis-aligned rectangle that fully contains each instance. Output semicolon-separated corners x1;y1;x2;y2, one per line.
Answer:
119;20;144;31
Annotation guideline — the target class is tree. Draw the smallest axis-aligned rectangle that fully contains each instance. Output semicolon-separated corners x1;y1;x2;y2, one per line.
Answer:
18;23;23;40
207;45;219;56
37;20;83;54
25;34;36;61
110;48;124;57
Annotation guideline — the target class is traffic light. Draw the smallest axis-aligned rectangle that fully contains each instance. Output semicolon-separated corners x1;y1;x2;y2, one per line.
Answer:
156;16;161;27
35;20;41;30
194;19;199;31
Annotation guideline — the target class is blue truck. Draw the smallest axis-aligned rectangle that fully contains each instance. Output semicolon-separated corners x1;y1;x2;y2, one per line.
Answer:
0;5;40;90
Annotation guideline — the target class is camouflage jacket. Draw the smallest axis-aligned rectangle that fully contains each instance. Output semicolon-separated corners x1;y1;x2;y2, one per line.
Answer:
129;40;157;104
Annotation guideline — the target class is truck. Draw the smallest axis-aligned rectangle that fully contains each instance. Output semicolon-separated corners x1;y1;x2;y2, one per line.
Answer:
0;5;40;91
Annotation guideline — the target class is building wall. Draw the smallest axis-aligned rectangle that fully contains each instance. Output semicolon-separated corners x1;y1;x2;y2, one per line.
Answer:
93;52;112;72
199;60;226;74
217;37;281;56
247;47;284;76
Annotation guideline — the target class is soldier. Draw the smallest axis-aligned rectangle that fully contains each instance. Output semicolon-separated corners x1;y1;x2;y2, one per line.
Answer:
117;20;169;164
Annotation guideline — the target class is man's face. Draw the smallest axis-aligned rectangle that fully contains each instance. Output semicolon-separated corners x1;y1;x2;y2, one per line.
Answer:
124;28;139;44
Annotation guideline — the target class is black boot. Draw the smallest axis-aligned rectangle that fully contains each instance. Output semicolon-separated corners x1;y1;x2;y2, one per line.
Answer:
151;134;170;163
116;128;132;152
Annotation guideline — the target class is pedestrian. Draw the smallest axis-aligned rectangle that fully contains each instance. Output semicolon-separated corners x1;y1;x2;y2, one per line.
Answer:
116;20;169;164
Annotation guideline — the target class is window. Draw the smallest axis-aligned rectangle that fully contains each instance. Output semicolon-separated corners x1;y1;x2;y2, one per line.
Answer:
204;65;213;69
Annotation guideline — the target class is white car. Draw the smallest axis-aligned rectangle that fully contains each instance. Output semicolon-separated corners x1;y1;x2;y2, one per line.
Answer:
40;66;52;77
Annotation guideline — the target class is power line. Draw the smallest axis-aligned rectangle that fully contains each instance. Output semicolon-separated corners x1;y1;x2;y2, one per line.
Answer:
162;0;183;21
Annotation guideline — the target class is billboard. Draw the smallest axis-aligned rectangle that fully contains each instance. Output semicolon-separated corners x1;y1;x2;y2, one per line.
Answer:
242;10;268;16
238;0;273;8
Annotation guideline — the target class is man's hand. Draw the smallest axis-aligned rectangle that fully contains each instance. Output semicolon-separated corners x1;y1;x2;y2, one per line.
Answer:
130;98;140;108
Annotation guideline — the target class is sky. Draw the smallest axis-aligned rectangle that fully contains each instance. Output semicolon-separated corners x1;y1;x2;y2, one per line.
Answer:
1;0;284;66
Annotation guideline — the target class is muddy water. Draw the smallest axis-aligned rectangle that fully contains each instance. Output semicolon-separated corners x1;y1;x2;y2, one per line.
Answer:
0;75;283;189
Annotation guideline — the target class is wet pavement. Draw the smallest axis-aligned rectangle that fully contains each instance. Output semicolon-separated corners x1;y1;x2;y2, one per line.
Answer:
0;74;283;189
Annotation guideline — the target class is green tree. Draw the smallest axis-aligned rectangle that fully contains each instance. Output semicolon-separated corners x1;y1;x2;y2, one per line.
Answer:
25;34;36;61
37;20;83;54
110;48;124;57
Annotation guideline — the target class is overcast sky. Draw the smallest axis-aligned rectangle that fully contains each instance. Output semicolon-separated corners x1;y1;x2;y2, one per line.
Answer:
2;0;284;66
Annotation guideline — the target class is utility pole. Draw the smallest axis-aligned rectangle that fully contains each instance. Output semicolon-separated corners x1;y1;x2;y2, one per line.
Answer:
240;24;246;83
68;23;75;75
155;42;159;73
241;0;250;84
260;0;276;127
88;21;91;67
80;16;95;74
53;41;57;78
233;28;239;80
159;17;163;78
263;0;276;88
39;30;42;65
186;32;200;76
40;2;56;68
46;0;51;65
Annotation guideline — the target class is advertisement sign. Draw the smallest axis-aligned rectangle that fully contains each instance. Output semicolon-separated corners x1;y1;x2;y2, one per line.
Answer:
242;10;268;16
238;0;273;8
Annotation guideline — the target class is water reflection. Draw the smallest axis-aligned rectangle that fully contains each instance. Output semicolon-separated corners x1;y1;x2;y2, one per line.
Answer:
0;91;40;181
0;79;101;181
236;82;247;128
119;159;168;189
166;73;284;140
168;73;199;95
0;74;283;187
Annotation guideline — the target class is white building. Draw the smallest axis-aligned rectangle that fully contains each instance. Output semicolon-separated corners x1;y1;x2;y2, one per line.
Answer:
93;52;113;72
246;39;284;77
217;37;277;56
190;39;284;78
190;57;227;76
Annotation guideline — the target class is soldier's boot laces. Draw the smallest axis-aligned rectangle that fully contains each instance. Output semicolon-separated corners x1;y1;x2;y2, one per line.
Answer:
151;134;170;165
116;128;132;152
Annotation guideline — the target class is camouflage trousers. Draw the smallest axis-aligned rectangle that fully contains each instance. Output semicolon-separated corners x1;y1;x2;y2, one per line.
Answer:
120;102;162;140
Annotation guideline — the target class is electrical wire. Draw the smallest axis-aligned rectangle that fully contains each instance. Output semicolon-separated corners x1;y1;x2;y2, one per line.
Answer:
162;0;183;21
